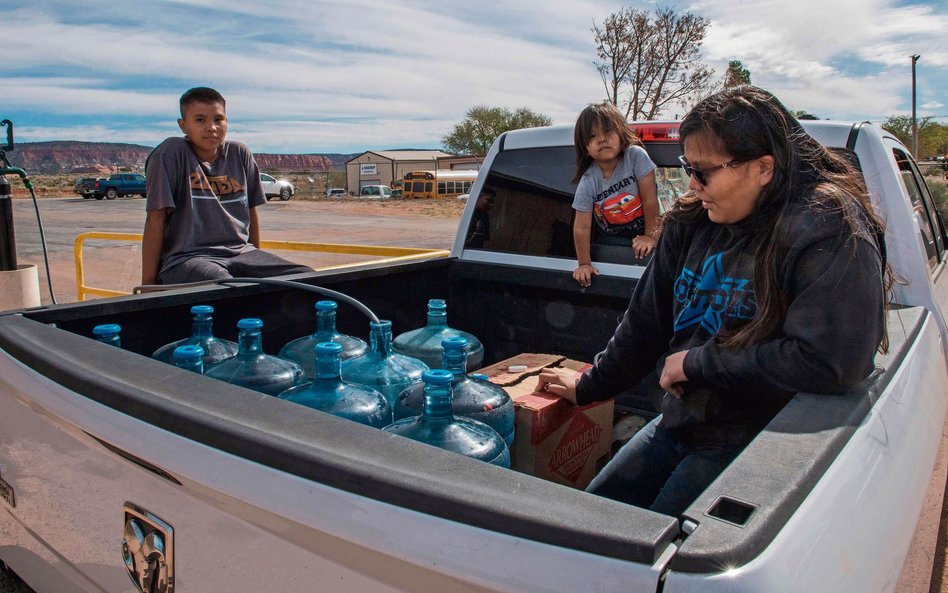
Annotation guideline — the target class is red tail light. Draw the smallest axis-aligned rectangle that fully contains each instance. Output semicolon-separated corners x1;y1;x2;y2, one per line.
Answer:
629;123;680;142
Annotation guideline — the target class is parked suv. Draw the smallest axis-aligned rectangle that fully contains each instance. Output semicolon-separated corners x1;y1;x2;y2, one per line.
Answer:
325;188;348;197
261;173;294;201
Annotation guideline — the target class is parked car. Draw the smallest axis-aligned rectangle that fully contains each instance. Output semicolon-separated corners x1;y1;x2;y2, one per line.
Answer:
359;185;392;198
261;173;294;201
325;188;348;197
391;188;403;198
73;177;105;199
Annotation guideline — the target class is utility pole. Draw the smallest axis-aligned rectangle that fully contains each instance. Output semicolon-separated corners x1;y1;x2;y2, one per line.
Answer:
911;54;920;159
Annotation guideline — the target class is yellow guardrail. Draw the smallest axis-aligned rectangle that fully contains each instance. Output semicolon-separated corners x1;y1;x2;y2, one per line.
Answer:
74;232;451;301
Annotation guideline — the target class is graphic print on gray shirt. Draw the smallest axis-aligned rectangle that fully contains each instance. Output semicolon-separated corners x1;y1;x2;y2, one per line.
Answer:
145;137;267;274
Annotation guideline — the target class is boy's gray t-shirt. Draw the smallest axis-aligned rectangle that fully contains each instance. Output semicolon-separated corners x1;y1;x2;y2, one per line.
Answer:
572;145;656;237
145;137;267;274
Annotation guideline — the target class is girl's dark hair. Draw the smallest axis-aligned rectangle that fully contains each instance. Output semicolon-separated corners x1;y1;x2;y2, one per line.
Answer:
672;85;891;352
572;101;644;184
179;87;226;118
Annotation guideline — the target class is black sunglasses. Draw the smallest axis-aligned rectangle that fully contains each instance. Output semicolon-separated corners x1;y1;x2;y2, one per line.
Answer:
678;155;745;186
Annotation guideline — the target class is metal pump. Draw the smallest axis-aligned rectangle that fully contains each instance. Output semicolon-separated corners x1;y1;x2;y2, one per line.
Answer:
0;120;31;272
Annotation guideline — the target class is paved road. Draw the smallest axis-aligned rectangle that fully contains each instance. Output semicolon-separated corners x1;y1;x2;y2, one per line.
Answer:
6;196;460;304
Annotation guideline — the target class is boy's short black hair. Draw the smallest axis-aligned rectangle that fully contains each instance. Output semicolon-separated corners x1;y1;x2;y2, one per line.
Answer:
179;87;226;118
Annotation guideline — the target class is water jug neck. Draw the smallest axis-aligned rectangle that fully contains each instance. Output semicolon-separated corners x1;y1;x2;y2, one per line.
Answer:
174;345;205;373
315;350;343;381
192;313;213;339
315;301;338;335
423;381;454;419
441;347;467;376
238;328;263;355
93;324;121;348
426;299;447;329
370;321;394;355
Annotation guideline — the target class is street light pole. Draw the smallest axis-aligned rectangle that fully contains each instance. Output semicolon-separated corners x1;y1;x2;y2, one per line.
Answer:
911;54;920;159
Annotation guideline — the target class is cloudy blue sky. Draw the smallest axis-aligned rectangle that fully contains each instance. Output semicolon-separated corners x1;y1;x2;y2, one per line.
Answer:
3;0;946;154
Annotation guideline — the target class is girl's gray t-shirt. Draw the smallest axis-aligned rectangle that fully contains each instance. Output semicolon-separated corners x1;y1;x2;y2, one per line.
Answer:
145;137;267;274
572;145;656;236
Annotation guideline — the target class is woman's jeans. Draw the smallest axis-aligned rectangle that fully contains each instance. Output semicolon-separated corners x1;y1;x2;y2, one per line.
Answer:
585;415;744;517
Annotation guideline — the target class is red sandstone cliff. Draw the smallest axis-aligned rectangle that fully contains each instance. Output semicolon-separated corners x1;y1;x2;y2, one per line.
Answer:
7;141;341;174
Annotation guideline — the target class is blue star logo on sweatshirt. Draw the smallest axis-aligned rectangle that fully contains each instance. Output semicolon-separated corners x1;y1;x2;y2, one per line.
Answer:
673;253;757;335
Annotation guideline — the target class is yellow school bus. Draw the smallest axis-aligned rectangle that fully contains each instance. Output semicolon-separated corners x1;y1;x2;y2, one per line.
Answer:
403;170;477;199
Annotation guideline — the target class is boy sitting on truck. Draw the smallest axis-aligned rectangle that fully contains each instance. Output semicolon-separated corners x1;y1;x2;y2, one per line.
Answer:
141;87;311;285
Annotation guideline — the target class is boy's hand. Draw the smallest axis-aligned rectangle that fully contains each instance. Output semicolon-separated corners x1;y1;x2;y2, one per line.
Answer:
632;234;657;259
537;368;579;405
573;263;599;287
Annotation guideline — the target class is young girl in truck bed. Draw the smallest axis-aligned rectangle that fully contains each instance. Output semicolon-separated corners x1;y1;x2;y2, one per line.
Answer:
571;101;660;288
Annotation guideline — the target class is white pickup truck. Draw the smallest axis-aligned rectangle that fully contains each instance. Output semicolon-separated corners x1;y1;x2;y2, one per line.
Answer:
1;120;946;593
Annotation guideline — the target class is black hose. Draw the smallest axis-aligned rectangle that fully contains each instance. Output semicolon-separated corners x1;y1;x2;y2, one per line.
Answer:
26;183;56;305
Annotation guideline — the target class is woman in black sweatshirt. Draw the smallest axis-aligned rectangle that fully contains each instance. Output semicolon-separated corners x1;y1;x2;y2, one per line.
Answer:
538;85;890;517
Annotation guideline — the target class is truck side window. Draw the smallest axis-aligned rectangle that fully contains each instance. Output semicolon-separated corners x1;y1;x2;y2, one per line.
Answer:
893;148;944;270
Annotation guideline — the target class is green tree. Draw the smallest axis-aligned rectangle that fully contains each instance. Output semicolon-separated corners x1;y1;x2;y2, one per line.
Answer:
593;6;715;120
723;60;751;88
442;106;552;155
881;115;948;157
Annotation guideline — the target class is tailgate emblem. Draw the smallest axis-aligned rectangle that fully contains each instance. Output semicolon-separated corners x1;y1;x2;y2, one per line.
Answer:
122;503;174;593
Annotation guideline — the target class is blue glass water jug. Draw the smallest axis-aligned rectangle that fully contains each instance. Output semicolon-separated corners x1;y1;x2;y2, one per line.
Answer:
392;299;484;369
394;337;514;446
341;319;428;406
279;342;392;428
278;300;368;379
204;318;305;396
92;323;121;347
152;305;238;366
383;369;510;467
173;345;205;374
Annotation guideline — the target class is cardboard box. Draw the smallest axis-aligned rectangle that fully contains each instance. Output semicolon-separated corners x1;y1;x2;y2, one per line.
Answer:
478;354;614;489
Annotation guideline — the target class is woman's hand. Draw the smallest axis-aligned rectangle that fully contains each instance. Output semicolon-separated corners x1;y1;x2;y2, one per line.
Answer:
573;263;599;287
659;350;689;398
537;368;579;405
632;234;657;259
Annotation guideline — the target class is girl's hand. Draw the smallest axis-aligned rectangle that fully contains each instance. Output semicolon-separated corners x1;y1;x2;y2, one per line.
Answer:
632;234;657;259
659;350;689;398
537;368;579;405
573;263;599;287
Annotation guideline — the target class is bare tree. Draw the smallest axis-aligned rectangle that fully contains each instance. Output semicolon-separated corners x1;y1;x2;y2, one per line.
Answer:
593;7;715;120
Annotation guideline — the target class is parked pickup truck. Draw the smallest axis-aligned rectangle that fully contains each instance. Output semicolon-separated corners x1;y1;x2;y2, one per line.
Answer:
73;177;105;199
1;120;947;593
88;173;147;200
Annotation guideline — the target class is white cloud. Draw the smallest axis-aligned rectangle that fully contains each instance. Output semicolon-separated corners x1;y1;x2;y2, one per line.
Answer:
3;0;946;151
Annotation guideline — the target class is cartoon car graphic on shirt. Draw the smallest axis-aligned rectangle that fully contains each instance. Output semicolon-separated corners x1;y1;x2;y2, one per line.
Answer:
594;192;643;235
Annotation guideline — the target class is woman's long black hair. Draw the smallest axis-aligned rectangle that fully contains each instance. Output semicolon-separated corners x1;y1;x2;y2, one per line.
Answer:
672;85;891;352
